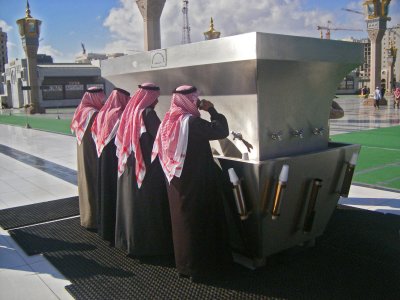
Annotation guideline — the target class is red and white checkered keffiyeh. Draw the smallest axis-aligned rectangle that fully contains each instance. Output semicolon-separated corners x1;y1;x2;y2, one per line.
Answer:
70;88;105;145
115;83;160;188
151;85;200;183
91;88;130;157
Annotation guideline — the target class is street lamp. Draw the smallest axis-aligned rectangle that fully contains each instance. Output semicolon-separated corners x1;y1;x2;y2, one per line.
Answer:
386;43;397;93
363;0;391;103
16;1;44;114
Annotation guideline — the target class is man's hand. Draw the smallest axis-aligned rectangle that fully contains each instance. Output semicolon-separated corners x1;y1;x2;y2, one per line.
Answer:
199;99;214;111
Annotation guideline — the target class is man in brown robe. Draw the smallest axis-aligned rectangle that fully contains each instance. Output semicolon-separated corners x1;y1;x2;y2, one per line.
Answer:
152;85;232;280
70;88;105;229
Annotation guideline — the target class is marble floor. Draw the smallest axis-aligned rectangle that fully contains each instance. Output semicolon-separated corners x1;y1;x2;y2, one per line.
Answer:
0;127;77;300
0;94;399;299
329;94;400;135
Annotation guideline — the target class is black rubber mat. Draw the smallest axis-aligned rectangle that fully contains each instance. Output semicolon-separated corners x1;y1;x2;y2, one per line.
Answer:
0;196;79;230
8;206;400;299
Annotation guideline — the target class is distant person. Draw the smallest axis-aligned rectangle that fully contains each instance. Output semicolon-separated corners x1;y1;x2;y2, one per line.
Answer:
394;87;400;109
381;85;386;99
114;83;173;257
373;86;381;110
91;88;130;245
380;85;386;98
152;85;232;281
362;86;369;99
70;87;105;230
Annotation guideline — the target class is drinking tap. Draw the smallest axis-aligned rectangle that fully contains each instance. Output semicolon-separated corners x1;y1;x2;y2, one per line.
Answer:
292;129;304;139
271;131;283;141
312;127;324;136
231;131;254;152
231;131;243;141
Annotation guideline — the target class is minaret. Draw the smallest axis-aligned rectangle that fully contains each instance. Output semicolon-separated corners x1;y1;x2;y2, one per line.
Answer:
181;0;191;44
136;0;166;51
203;18;221;40
363;0;391;98
385;43;397;93
16;0;43;113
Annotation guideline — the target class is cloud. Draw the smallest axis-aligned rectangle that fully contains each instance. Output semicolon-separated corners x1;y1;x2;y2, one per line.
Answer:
104;39;140;54
38;44;64;62
101;0;373;54
175;0;368;41
103;0;143;52
7;41;16;49
387;0;400;29
0;19;12;32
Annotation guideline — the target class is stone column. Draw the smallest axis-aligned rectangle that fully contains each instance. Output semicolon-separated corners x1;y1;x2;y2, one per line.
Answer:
387;61;392;92
16;1;44;114
136;0;166;51
23;42;42;113
363;1;392;104
386;46;396;93
366;20;386;95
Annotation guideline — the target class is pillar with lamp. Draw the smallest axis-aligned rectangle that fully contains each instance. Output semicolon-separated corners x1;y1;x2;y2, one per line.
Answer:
363;0;391;105
16;1;45;114
386;42;397;94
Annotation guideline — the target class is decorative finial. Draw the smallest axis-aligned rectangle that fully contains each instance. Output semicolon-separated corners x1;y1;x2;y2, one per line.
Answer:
210;17;215;30
25;0;32;18
203;17;221;40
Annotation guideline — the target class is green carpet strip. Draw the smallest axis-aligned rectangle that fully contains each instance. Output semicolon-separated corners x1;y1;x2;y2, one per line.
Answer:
1;115;399;190
331;126;400;149
332;126;400;191
0;115;72;135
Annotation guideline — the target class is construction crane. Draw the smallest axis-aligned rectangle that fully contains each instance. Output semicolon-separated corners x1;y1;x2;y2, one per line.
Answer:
317;21;363;39
341;8;363;15
181;0;191;44
342;7;400;38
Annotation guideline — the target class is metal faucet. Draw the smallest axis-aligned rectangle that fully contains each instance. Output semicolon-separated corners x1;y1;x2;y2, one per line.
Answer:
292;129;304;139
271;131;283;141
231;131;243;141
312;127;324;136
231;131;254;152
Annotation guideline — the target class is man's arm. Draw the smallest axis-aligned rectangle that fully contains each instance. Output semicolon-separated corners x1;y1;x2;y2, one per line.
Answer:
191;102;229;140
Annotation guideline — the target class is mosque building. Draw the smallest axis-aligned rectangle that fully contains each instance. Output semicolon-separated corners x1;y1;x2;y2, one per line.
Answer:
1;2;107;110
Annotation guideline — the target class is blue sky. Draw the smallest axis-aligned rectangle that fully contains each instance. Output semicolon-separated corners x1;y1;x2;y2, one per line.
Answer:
1;0;399;63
